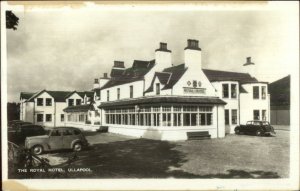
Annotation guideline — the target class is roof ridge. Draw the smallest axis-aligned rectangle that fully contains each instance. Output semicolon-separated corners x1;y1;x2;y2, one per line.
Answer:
202;68;251;75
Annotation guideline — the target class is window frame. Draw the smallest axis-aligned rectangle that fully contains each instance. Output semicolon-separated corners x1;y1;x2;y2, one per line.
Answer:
68;99;74;106
231;84;237;99
76;99;81;105
261;86;266;100
253;86;260;99
37;114;43;122
231;109;237;125
107;90;110;101
46;114;52;122
37;98;43;106
45;98;52;106
117;88;120;100
253;110;260;120
130;85;133;98
222;84;229;98
156;83;160;95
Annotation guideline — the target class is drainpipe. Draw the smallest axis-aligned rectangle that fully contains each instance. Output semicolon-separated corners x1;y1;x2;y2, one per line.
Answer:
217;105;219;138
54;101;56;127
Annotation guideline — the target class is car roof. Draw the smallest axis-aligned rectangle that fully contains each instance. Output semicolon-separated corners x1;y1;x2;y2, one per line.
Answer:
20;124;44;128
52;127;80;130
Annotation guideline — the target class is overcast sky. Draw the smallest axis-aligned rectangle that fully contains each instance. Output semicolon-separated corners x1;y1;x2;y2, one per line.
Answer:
5;2;299;102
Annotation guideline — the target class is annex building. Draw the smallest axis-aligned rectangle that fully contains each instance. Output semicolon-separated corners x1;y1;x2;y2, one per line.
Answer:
19;39;270;141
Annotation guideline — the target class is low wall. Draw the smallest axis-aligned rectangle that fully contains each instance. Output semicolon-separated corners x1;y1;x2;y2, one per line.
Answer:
64;122;99;131
108;125;219;141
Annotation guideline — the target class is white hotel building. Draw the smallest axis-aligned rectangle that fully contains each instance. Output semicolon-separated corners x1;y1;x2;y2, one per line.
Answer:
20;39;270;141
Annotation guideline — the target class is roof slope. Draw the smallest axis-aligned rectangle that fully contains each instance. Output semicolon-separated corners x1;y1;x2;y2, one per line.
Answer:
63;104;95;112
20;92;36;100
202;69;258;83
269;75;290;106
101;59;155;90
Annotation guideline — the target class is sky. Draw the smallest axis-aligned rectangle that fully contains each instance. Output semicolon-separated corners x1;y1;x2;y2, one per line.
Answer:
5;2;299;102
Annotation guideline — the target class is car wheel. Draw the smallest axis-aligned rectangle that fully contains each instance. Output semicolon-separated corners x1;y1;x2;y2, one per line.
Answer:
256;130;263;136
73;142;82;152
32;145;43;155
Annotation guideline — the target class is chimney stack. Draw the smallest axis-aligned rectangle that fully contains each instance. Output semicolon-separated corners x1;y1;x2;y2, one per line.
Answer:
113;61;125;68
184;39;202;69
93;78;99;89
99;73;110;89
155;42;172;71
103;73;108;79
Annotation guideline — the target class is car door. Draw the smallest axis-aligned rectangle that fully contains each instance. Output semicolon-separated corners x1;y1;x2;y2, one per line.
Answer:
48;129;63;150
62;129;75;149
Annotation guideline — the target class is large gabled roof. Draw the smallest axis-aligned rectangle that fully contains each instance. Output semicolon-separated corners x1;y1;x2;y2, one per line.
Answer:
269;75;290;106
27;90;73;102
145;64;187;93
100;59;155;90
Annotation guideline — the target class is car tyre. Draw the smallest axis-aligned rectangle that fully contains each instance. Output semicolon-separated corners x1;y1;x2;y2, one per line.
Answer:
73;142;82;152
32;145;43;155
255;130;263;136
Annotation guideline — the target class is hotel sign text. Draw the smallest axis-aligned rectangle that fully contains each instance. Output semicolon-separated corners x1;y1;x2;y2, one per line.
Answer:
183;87;206;94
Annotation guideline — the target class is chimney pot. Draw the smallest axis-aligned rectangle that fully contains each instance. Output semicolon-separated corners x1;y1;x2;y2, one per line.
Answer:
155;42;171;52
244;57;255;66
185;39;201;50
113;61;125;68
103;73;108;78
94;78;99;83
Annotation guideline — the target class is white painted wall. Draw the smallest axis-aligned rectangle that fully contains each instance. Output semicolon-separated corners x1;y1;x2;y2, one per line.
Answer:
240;83;269;124
154;51;172;72
184;49;202;69
172;68;217;97
55;102;67;127
25;102;34;123
34;91;55;127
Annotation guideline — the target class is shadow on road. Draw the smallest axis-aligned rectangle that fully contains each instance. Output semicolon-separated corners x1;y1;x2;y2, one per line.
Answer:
9;138;281;179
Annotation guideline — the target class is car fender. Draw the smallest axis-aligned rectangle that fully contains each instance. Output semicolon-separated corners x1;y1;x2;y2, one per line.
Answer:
70;139;82;149
28;142;49;151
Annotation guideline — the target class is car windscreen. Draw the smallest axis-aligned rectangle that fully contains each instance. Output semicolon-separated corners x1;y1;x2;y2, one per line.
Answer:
262;122;270;126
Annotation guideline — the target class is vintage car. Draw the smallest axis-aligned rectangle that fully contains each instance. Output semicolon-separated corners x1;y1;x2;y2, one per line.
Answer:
8;124;46;145
234;120;276;136
25;127;89;155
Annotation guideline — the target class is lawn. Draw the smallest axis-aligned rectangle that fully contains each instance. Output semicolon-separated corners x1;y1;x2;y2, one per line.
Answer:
9;130;289;179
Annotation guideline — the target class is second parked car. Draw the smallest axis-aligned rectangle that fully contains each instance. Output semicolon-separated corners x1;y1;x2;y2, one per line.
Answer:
234;120;276;136
25;127;89;155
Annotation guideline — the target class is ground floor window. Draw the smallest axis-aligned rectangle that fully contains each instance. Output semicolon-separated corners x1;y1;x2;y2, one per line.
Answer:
231;109;237;125
37;114;43;122
262;110;267;121
225;110;229;125
61;114;64;122
253;110;260;120
46;114;52;122
104;105;213;127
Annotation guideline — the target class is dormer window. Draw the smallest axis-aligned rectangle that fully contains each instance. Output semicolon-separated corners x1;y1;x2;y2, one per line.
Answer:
76;99;81;105
253;86;259;99
231;84;237;98
156;83;160;95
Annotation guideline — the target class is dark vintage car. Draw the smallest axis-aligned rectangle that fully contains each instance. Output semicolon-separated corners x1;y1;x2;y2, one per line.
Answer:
8;124;46;144
234;121;276;136
25;127;89;155
9;121;32;129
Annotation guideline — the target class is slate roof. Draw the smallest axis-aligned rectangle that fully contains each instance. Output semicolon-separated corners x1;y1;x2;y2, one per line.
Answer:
63;104;95;112
202;69;258;83
145;64;187;93
99;96;226;108
100;59;155;90
20;92;36;100
269;75;290;106
27;90;75;102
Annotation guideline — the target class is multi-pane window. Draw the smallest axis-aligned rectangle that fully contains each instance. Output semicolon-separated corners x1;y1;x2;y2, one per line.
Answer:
231;84;237;98
222;84;229;98
261;86;266;99
61;114;64;122
162;106;171;126
130;85;133;98
231;109;237;125
225;109;229;125
68;99;74;106
262;110;267;121
107;90;110;101
117;88;120;100
37;114;43;122
152;107;160;126
156;83;160;95
46;98;52;106
37;98;43;106
79;114;85;122
253;86;259;99
253;110;260;120
173;106;182;126
76;99;81;105
46;114;52;122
